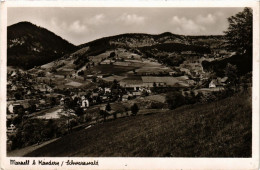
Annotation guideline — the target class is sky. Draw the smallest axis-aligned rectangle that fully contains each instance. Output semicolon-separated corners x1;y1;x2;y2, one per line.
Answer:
8;7;244;45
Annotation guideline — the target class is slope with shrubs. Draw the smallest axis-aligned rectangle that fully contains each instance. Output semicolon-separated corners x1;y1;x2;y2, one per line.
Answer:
26;92;251;157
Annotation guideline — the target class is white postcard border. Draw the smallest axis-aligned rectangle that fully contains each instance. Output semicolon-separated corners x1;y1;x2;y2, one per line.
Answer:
0;1;259;170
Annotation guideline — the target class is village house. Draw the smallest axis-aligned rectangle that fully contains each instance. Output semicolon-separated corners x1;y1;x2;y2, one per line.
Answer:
60;97;65;105
120;76;188;90
141;76;180;87
7;114;17;120
181;51;196;55
38;99;47;109
209;80;217;88
209;77;228;88
120;79;144;91
33;84;53;93
104;87;111;93
86;74;94;78
71;94;78;100
122;95;129;101
21;102;31;111
7;103;21;114
101;96;108;102
11;71;18;77
91;93;99;98
81;97;89;108
100;59;115;65
11;85;18;91
132;91;141;96
7;124;17;134
113;61;131;66
169;71;177;76
7;80;12;85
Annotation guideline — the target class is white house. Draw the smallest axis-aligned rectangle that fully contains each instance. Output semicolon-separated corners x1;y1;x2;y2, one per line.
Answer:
101;59;114;65
8;103;23;114
209;80;217;88
209;77;228;88
11;71;17;77
7;124;16;133
133;91;141;96
11;85;18;91
104;88;111;93
122;95;129;101
169;71;177;76
60;97;65;105
81;99;89;108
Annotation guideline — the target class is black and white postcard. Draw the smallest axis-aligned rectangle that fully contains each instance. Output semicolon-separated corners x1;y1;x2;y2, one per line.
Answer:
0;0;259;169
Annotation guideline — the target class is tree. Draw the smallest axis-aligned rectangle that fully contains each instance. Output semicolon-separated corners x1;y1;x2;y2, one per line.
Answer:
99;109;108;121
111;79;119;89
166;91;185;109
78;70;84;76
113;111;118;119
131;103;139;116
75;107;84;116
105;103;111;112
109;52;116;58
224;7;252;55
92;76;97;83
187;91;196;104
225;63;238;86
196;92;204;102
14;92;22;100
125;107;129;116
50;97;57;106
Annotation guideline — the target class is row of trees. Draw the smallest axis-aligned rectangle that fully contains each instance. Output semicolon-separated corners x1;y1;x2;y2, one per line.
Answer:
166;90;203;110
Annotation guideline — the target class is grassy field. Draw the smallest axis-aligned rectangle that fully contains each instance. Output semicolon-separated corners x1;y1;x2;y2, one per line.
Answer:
25;92;251;157
91;65;137;75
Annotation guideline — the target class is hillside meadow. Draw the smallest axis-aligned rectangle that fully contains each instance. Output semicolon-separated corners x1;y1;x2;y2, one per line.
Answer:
25;91;251;157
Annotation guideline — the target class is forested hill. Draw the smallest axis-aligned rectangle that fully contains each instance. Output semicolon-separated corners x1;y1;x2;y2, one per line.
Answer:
7;21;78;69
78;32;224;49
7;21;225;70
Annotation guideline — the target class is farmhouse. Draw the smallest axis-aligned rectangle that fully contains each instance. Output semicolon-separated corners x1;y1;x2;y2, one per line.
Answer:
33;84;53;93
100;59;115;65
122;95;129;101
113;61;131;66
209;80;217;88
141;76;180;87
81;99;89;108
209;77;228;88
104;88;111;93
7;124;16;134
169;71;177;76
8;103;23;114
119;79;144;91
120;76;187;89
92;93;99;98
11;85;18;91
86;75;94;78
133;91;141;96
181;51;196;55
60;97;65;105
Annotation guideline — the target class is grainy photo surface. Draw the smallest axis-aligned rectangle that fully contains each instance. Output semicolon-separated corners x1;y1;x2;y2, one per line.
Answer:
6;6;253;158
